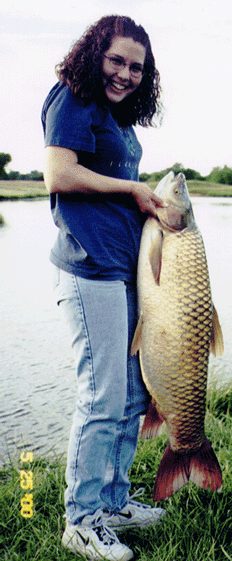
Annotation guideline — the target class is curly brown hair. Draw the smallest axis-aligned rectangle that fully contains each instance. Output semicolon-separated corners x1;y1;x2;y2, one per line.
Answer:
55;15;163;127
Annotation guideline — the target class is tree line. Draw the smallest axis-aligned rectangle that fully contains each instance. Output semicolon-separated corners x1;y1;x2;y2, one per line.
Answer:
1;153;232;185
139;162;232;185
0;153;43;181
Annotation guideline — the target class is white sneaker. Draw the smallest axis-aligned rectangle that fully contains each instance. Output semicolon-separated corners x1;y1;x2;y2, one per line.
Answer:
62;509;133;560
103;488;166;531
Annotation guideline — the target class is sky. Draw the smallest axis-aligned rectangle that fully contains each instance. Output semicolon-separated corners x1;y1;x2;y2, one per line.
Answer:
1;0;232;176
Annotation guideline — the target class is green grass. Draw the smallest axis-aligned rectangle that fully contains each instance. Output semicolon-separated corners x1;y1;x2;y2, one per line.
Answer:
147;179;232;197
1;180;232;200
1;390;232;561
0;180;48;200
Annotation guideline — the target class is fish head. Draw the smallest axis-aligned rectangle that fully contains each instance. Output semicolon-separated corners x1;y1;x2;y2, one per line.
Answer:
155;172;194;231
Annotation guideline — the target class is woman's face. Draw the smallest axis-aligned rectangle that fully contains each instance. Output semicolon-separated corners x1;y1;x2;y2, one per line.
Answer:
102;36;146;103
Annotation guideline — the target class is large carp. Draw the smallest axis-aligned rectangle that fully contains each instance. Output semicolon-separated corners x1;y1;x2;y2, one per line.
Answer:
131;171;224;501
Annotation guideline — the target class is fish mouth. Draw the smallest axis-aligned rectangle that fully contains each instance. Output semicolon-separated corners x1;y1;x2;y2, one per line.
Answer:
156;204;192;231
155;172;190;207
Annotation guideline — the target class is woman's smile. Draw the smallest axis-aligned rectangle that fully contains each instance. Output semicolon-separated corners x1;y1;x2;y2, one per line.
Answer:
110;80;129;91
105;78;131;96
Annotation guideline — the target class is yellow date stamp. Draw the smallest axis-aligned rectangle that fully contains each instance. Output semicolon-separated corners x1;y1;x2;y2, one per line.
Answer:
20;451;34;518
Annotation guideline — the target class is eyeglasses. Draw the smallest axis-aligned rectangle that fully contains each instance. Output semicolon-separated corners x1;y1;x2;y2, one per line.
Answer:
103;55;144;79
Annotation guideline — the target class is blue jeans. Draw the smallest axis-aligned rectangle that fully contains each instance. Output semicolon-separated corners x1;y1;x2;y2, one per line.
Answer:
53;268;150;525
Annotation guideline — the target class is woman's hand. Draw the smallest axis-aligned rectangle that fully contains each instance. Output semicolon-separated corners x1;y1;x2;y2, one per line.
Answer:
130;182;167;218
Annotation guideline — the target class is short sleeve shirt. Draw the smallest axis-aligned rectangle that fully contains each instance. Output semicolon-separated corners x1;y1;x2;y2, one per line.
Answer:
41;82;145;282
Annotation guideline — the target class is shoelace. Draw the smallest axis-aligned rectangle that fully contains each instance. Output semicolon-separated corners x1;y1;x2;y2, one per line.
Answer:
94;524;118;546
127;487;152;509
92;513;119;546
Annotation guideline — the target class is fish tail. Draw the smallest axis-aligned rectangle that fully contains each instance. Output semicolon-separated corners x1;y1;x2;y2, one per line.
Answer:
141;400;164;439
152;439;222;502
189;438;222;492
152;443;189;501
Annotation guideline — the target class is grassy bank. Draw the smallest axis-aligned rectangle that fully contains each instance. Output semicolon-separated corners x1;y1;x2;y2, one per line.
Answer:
0;180;48;200
1;389;232;561
1;180;232;200
147;179;232;197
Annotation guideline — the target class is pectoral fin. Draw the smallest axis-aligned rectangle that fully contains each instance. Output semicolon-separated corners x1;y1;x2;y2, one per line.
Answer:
210;305;224;356
131;313;143;355
149;228;163;286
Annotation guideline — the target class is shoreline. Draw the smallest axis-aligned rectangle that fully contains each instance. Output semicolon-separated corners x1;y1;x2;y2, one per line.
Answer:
147;179;232;198
1;384;231;468
1;179;232;200
0;180;48;200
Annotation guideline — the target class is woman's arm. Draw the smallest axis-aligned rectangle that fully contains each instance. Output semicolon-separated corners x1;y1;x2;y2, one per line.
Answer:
44;146;166;217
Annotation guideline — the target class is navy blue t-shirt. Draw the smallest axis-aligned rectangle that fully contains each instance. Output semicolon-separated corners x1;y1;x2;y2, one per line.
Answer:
41;82;145;282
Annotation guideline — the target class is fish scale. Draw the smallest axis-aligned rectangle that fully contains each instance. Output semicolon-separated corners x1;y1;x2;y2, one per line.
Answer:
139;224;212;454
132;171;223;500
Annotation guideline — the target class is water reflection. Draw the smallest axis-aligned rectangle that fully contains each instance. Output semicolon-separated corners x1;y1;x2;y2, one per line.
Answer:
192;197;232;394
0;197;232;464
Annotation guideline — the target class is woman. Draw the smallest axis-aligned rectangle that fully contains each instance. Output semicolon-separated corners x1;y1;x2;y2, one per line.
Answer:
42;15;166;561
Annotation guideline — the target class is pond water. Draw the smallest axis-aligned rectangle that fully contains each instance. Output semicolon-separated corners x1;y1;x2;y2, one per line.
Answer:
0;197;232;465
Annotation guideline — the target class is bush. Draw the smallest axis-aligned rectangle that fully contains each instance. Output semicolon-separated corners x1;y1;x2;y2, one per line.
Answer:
140;163;232;186
207;166;232;185
184;168;203;180
148;171;165;182
0;153;11;179
139;172;152;182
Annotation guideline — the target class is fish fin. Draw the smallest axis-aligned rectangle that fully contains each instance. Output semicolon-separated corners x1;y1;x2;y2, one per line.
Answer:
210;305;224;356
152;439;222;502
153;443;189;501
131;313;143;355
141;400;165;439
149;228;163;286
189;438;222;492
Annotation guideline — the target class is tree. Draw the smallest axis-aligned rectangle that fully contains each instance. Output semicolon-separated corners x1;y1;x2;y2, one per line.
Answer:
7;171;21;180
208;165;232;185
184;168;202;180
0;153;11;179
171;163;184;173
29;170;44;181
139;172;152;182
149;171;165;182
